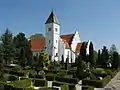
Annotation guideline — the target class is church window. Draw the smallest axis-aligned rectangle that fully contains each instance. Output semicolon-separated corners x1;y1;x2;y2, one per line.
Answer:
55;53;58;57
56;40;57;43
55;28;58;32
48;28;51;31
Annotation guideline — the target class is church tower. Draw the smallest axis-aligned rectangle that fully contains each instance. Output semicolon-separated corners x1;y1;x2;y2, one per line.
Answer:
45;11;60;61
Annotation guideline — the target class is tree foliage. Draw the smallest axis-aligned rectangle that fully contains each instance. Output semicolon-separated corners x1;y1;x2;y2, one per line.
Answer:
1;28;15;64
60;55;64;68
76;56;86;79
13;33;33;66
101;46;109;68
38;50;50;70
112;52;120;69
80;42;87;62
29;33;44;40
97;49;101;66
89;42;95;67
0;50;4;79
110;44;117;54
65;57;69;70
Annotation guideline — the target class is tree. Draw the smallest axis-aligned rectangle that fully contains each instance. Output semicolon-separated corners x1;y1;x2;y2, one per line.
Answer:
26;40;33;66
13;33;33;66
20;47;26;66
101;46;109;68
110;44;117;54
76;56;86;79
0;48;4;79
30;33;44;40
89;42;95;67
38;50;50;70
80;42;87;62
97;49;101;66
60;55;64;68
1;28;15;64
65;57;69;70
112;52;120;69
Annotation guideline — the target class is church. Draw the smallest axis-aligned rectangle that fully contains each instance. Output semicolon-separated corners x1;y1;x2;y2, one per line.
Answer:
31;11;91;63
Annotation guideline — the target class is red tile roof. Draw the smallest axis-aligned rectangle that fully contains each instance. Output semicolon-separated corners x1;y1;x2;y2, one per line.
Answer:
30;34;83;52
30;37;45;51
75;43;83;53
60;34;74;45
62;39;70;49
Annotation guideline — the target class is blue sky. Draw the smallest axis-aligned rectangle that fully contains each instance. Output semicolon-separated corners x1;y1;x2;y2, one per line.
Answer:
0;0;120;51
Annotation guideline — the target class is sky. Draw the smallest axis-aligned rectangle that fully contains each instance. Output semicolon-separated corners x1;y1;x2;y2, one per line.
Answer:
0;0;120;51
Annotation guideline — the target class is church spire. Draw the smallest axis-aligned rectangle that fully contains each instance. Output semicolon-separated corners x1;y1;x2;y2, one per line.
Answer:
45;11;59;25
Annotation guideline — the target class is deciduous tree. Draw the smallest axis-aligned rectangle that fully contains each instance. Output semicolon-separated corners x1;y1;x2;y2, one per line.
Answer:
13;33;33;66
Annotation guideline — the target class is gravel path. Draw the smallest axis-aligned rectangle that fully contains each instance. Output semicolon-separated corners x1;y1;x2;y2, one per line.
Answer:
104;71;120;90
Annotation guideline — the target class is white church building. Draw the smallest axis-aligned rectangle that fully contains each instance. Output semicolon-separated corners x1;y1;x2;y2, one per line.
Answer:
31;11;91;63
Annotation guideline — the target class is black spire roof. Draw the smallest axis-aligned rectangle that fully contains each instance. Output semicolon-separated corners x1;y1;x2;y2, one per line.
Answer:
45;11;59;24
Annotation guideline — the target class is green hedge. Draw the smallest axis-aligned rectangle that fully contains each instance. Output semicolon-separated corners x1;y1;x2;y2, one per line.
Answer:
4;84;13;90
30;75;44;79
8;75;19;81
12;87;34;90
82;85;94;90
82;75;111;88
68;84;76;90
33;79;47;87
0;81;6;90
61;84;69;90
4;68;10;73
9;70;25;76
46;74;55;81
52;81;64;86
44;70;59;74
4;79;34;90
55;76;78;84
91;68;107;78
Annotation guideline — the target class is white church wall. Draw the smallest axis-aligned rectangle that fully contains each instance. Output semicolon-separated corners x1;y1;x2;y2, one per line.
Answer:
65;49;71;63
71;51;76;63
71;31;81;52
70;31;81;63
58;39;65;62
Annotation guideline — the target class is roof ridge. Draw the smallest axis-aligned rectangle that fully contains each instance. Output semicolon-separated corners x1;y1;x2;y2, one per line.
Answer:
60;33;74;36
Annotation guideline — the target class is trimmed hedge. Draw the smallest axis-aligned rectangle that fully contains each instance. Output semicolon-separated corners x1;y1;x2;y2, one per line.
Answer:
61;84;69;90
8;75;19;81
30;75;44;79
44;70;59;74
52;81;64;86
4;68;10;73
4;84;13;90
4;79;34;90
82;85;94;90
12;87;34;90
68;84;76;90
82;75;111;88
9;71;25;76
33;79;47;87
46;74;55;81
55;76;78;84
0;81;6;90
